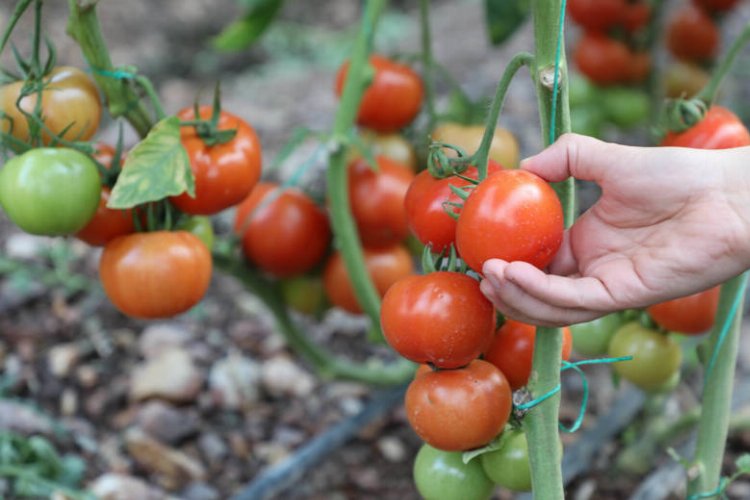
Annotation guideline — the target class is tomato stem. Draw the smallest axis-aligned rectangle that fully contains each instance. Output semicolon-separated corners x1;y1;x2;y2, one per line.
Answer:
696;20;750;107
419;0;437;133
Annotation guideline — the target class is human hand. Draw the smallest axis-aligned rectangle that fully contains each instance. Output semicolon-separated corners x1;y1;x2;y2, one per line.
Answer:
480;133;750;326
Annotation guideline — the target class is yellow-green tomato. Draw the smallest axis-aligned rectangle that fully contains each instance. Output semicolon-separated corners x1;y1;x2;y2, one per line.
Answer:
358;130;418;171
0;148;101;235
431;122;520;168
608;322;682;391
279;275;328;316
571;313;625;357
413;444;494;500
480;428;532;492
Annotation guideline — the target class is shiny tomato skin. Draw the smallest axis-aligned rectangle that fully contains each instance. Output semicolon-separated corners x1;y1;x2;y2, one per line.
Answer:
574;34;631;85
405;359;512;451
666;5;719;63
455;170;564;274
661;107;750;149
405;161;502;253
647;286;720;334
567;0;627;32
76;187;136;246
347;155;414;248
381;272;495;368
335;55;423;132
234;182;331;278
413;444;494;500
0;66;101;144
484;320;572;390
431;123;520;169
322;245;414;314
170;106;262;215
99;231;212;319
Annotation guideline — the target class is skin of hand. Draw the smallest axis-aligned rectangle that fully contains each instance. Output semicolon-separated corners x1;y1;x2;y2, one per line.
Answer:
480;133;750;327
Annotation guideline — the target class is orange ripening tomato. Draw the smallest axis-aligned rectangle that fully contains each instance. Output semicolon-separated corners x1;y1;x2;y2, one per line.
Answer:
170;106;262;215
661;106;750;149
234;182;331;278
647;286;721;335
484;320;572;390
567;0;627;32
335;55;423;132
99;231;212;319
666;5;719;63
405;360;512;451
573;34;631;85
322;244;414;314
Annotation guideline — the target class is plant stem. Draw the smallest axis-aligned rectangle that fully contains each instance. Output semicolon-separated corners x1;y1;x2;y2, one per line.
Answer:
65;0;154;137
522;2;572;499
326;0;387;338
696;21;750;105
419;0;437;133
687;273;747;497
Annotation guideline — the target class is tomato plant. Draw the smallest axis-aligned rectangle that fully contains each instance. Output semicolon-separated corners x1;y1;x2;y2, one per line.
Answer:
99;231;212;319
661;106;750;149
483;319;572;390
570;313;625;357
0;66;101;144
405;360;512;451
480;427;532;492
0;148;101;236
607;322;682;391
455;169;563;274
404;161;502;253
573;34;631;86
430;123;519;169
413;444;494;500
170;106;262;215
381;272;495;368
322;244;413;314
647;286;720;335
335;54;423;132
567;0;626;32
347;155;414;248
666;5;719;63
234;182;331;278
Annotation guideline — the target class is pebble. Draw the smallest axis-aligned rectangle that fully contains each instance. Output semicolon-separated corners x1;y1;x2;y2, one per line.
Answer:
180;482;220;500
75;364;99;388
208;353;262;411
130;348;204;403
261;356;316;398
0;399;54;436
135;400;200;444
197;432;228;465
376;436;407;463
254;442;290;465
5;233;51;259
60;388;78;416
47;343;82;378
89;473;175;500
124;427;207;489
139;323;192;359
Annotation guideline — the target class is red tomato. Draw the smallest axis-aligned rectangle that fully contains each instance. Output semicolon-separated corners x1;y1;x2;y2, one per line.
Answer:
347;155;414;248
99;231;212;319
455;170;563;274
573;33;631;85
484;320;572;390
666;5;719;63
335;55;423;132
692;0;740;13
322;244;414;314
170;106;262;215
381;272;495;369
623;2;651;33
661;106;750;149
234;182;331;278
647;286;720;334
405;360;512;451
404;161;502;253
628;52;652;84
567;0;627;32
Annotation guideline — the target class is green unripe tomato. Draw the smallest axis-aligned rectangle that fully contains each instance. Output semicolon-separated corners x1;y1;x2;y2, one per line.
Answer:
0;148;101;236
601;87;650;129
568;74;600;107
413;444;494;500
608;322;682;391
279;275;328;316
570;105;605;138
176;215;214;250
571;313;625;357
480;428;532;492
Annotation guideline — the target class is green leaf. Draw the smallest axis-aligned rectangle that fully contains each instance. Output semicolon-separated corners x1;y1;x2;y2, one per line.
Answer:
108;116;193;209
212;0;284;52
484;0;530;46
737;454;750;474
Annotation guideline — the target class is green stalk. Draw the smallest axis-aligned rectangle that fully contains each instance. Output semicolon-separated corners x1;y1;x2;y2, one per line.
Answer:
696;21;750;106
65;0;153;137
327;0;387;338
419;0;437;133
213;252;415;385
687;274;747;497
522;2;573;499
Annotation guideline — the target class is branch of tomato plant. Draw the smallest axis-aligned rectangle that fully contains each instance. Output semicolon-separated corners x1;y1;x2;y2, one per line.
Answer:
695;20;750;106
65;0;154;137
643;0;666;126
687;273;748;497
521;1;573;499
326;0;388;340
418;0;437;133
212;250;415;385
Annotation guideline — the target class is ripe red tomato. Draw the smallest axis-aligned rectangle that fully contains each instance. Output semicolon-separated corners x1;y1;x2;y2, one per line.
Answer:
405;161;502;253
99;231;212;319
347;155;414;248
627;52;651;84
322;244;414;314
661;106;750;149
405;359;512;451
692;0;740;13
567;0;627;32
381;272;495;368
623;2;651;33
484;320;572;390
234;182;331;278
170;106;262;215
647;286;720;335
335;55;423;132
666;5;719;63
574;34;631;85
455;170;563;274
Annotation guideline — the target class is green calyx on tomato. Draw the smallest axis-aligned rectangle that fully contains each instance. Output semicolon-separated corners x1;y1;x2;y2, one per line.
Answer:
176;215;215;250
0;148;101;236
413;444;494;500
